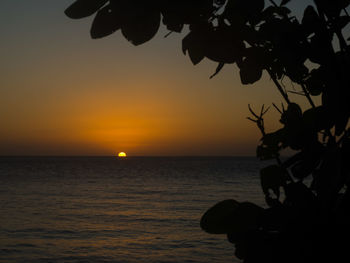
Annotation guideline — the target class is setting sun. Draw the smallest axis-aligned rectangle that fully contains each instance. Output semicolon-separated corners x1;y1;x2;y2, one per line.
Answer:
118;152;127;157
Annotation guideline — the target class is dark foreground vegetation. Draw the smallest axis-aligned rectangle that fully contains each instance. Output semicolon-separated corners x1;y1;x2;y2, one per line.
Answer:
65;1;350;262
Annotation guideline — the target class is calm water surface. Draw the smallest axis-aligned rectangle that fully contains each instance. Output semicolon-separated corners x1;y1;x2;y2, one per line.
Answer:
0;157;270;263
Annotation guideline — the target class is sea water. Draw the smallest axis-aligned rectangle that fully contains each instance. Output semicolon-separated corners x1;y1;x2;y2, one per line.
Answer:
0;157;272;263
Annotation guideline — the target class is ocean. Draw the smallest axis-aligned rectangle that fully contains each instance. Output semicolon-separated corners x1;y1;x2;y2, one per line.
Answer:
0;157;272;263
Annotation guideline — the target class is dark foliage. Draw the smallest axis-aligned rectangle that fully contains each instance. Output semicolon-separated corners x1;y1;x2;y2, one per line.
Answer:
65;0;350;262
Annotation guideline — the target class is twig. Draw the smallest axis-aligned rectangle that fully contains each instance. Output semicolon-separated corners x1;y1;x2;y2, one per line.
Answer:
344;8;350;17
247;104;294;183
269;0;278;7
267;69;291;105
272;103;283;114
248;104;260;119
301;83;316;108
288;90;305;96
247;104;269;136
164;31;173;38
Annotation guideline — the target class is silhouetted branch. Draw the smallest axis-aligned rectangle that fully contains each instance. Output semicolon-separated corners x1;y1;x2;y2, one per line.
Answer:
269;0;278;7
164;31;173;38
267;69;291;105
272;103;283;114
301;83;316;108
247;104;269;136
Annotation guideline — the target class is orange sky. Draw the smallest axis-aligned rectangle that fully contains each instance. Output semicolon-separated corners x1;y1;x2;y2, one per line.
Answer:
0;0;318;156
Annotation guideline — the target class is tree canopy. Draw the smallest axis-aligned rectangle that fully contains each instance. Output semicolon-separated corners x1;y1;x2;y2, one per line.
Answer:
65;1;350;262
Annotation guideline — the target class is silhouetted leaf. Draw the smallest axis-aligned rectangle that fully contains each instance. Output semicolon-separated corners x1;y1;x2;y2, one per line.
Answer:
210;63;225;79
161;0;214;27
262;6;291;19
182;30;205;65
331;16;350;31
280;0;292;6
65;0;108;19
233;241;248;259
225;202;264;243
240;64;262;85
121;7;161;46
291;161;314;179
280;103;302;125
200;199;239;234
309;31;334;64
239;51;263;84
260;165;287;199
201;200;263;238
290;142;324;179
335;114;349;136
262;129;285;148
304;68;326;96
90;4;122;39
280;103;306;150
257;144;280;160
316;0;350;18
285;63;309;84
204;27;246;64
285;181;316;208
303;106;334;132
224;0;265;25
302;5;321;35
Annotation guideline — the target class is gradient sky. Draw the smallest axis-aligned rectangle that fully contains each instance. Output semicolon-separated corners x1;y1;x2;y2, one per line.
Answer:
0;0;316;156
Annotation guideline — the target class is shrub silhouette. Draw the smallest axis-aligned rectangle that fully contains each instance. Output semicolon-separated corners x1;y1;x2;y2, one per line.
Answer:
65;1;350;262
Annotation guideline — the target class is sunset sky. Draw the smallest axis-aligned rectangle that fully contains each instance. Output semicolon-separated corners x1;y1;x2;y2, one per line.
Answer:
0;0;316;156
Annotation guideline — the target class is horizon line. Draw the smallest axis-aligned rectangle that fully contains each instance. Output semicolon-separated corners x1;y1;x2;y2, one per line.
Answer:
0;155;257;158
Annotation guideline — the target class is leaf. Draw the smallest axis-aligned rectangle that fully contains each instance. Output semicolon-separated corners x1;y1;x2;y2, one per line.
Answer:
210;63;225;79
304;68;325;96
225;202;264;243
256;144;280;160
182;31;205;65
239;53;263;85
204;27;246;64
309;31;334;64
200;199;240;234
90;5;122;39
260;165;287;198
201;200;264;240
262;129;285;148
65;0;108;19
161;0;214;27
121;4;161;46
224;0;265;25
335;113;349;136
160;1;187;33
280;103;302;125
316;0;350;17
261;6;291;20
303;106;334;132
284;63;309;84
290;142;324;180
302;5;320;35
284;181;316;208
291;161;315;179
331;16;350;31
240;65;262;85
280;0;292;6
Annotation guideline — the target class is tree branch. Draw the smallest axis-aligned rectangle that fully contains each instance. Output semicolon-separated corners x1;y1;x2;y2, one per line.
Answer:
267;69;291;105
301;84;316;108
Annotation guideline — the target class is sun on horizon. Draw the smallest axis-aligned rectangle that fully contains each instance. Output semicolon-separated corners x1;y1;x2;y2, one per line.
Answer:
118;152;127;158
